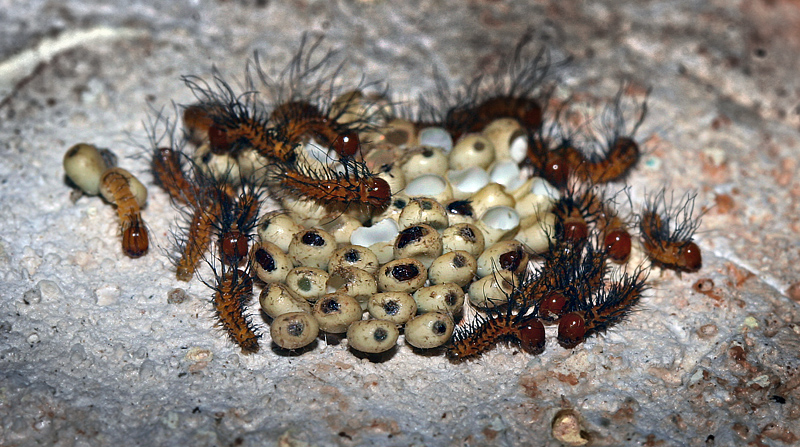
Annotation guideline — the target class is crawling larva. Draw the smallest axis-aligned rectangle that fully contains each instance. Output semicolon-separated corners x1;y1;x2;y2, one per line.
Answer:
99;168;149;258
639;189;703;274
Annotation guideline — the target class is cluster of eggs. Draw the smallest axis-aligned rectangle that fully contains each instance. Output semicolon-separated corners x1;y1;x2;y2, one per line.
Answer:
247;116;596;354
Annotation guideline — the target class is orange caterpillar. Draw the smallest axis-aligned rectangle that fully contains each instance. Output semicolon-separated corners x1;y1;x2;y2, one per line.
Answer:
448;286;545;361
527;85;648;186
583;190;633;263
175;199;223;282
557;268;647;348
445;96;543;140
211;267;259;354
100;168;149;258
520;239;608;322
215;181;262;266
639;190;702;274
149;143;226;281
267;155;391;211
148;115;262;280
269;100;364;158
414;30;553;140
249;34;381;160
449;238;615;361
182;38;379;164
151;147;200;207
181;74;297;162
551;185;633;263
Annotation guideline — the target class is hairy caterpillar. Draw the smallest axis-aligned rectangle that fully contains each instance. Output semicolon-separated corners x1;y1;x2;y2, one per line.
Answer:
639;189;703;274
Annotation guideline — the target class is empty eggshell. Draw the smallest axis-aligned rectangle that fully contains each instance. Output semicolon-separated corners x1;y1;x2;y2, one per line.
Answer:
418;126;453;153
469;183;515;218
447;167;490;200
350;218;400;265
482;118;527;162
193;143;241;186
372;193;410;225
489;160;524;190
237;147;271;181
476;206;521;247
515;212;557;255
320;213;363;245
404;174;453;205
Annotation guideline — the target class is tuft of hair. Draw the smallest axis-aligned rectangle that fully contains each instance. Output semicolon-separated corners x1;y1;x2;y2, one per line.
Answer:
577;267;649;337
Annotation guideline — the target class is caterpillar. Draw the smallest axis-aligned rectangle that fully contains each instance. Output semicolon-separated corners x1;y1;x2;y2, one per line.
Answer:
526;84;648;187
520;238;609;322
583;189;633;263
214;179;263;266
209;266;260;354
447;276;545;362
266;154;391;211
557;267;648;348
412;29;554;140
151;146;200;208
99;168;149;258
564;85;649;184
639;189;703;274
182;34;383;168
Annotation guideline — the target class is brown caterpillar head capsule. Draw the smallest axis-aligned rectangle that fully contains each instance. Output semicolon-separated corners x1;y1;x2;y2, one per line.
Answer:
518;318;546;355
333;132;360;158
122;217;149;258
611;137;640;168
678;241;702;272
561;219;589;242
366;177;392;210
539;291;567;321
543;155;570;190
208;124;231;154
557;312;586;348
520;99;543;130
604;229;632;262
220;230;250;263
